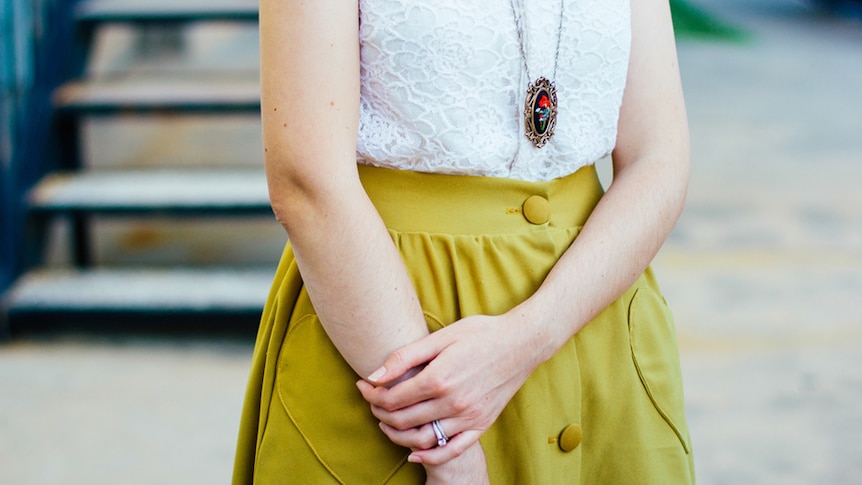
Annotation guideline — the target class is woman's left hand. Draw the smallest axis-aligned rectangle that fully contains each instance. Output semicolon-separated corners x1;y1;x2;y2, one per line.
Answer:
356;313;540;465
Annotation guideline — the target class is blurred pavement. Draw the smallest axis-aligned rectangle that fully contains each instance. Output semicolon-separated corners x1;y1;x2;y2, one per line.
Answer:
2;0;861;483
662;0;862;483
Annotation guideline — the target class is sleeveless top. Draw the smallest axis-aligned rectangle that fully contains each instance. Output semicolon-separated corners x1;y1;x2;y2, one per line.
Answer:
356;0;631;182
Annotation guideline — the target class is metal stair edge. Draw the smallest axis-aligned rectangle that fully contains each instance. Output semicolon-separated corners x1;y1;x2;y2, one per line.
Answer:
76;0;259;24
54;76;261;114
5;266;272;311
28;169;272;216
3;267;274;336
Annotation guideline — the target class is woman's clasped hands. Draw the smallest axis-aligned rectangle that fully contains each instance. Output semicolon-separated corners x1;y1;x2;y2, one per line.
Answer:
356;312;543;479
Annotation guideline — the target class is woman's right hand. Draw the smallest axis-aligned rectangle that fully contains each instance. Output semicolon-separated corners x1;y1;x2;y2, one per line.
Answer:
357;312;540;464
423;442;489;485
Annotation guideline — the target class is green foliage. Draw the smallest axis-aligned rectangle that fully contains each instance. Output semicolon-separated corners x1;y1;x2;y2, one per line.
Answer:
669;0;750;41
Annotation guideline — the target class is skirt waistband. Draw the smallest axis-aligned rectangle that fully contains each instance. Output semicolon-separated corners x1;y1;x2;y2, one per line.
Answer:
358;164;605;235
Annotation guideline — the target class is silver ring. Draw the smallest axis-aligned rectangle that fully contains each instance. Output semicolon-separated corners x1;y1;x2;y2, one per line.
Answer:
431;419;448;447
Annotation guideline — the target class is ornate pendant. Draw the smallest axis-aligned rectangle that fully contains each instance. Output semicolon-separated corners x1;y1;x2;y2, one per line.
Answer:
523;77;557;149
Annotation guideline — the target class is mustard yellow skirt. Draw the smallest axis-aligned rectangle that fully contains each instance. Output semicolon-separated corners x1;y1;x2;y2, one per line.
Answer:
233;165;695;484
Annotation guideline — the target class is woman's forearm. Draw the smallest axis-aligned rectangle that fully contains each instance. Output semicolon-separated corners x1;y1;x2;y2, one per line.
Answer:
511;0;689;366
511;153;689;366
260;0;428;378
262;1;487;476
274;178;430;379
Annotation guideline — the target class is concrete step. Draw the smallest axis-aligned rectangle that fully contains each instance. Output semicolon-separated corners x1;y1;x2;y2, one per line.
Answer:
29;169;271;216
2;267;273;335
76;0;258;25
54;73;260;115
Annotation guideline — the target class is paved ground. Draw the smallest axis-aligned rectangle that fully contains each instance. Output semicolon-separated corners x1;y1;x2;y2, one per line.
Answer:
2;0;862;483
664;1;862;483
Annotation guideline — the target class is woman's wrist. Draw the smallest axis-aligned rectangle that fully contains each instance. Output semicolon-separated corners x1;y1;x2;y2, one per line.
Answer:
423;442;489;485
505;290;579;367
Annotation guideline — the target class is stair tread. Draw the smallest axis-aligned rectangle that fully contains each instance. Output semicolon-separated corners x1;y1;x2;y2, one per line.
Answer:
54;75;260;113
29;169;270;214
77;0;258;23
5;267;272;312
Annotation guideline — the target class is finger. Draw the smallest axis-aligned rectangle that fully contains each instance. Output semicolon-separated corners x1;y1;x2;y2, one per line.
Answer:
378;421;439;450
359;370;443;413
366;355;467;413
369;398;442;430
356;378;375;397
357;378;430;412
356;379;419;412
355;379;386;409
366;332;449;385
408;429;483;466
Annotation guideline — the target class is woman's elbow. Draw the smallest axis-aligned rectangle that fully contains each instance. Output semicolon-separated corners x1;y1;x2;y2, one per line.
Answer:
265;153;318;229
264;151;360;232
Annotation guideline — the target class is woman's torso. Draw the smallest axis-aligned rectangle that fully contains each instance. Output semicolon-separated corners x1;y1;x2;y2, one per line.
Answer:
356;0;631;182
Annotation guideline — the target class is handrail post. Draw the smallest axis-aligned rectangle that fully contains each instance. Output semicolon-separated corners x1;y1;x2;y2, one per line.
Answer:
1;0;85;294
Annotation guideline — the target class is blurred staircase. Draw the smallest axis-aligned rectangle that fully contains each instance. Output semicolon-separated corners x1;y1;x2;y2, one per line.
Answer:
2;0;280;336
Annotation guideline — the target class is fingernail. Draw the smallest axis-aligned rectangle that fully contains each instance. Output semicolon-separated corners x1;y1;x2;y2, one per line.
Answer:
408;454;422;464
367;366;386;382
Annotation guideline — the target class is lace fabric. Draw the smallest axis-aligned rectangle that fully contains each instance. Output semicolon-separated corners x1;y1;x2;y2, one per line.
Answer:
356;0;631;182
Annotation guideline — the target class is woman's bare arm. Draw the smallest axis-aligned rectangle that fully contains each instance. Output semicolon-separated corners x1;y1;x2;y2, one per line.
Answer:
358;0;690;465
510;0;691;366
260;0;487;480
261;0;426;379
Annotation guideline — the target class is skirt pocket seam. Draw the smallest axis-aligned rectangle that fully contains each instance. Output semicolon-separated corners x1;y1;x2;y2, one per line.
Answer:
423;310;446;331
275;314;349;484
628;287;691;454
275;313;409;484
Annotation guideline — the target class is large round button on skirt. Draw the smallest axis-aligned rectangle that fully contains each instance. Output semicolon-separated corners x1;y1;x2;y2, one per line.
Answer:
522;195;551;225
558;423;583;452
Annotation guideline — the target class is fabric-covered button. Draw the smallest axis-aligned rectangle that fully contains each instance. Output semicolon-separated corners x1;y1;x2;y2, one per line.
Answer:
522;195;550;225
558;423;583;452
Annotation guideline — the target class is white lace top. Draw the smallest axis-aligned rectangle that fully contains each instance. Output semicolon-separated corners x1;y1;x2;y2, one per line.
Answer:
356;0;631;182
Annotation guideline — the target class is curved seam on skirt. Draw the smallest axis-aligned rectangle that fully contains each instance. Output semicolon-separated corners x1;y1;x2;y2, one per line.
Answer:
275;314;410;484
422;311;446;331
275;314;347;485
627;287;690;454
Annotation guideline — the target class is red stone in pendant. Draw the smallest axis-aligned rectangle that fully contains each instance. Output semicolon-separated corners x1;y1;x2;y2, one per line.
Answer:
533;90;552;135
524;77;557;148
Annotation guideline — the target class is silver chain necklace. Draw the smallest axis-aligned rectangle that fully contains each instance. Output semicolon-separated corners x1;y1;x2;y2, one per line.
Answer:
508;0;566;149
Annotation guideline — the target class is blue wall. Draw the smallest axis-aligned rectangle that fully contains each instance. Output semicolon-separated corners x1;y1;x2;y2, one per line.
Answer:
1;0;80;292
1;0;35;291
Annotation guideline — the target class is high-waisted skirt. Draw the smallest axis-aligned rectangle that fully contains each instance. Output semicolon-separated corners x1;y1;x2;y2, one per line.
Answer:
233;164;695;484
